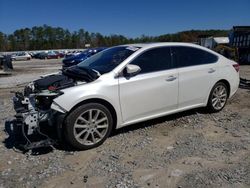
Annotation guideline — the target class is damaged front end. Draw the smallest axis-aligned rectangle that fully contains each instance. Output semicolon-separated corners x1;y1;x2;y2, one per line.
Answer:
12;66;99;150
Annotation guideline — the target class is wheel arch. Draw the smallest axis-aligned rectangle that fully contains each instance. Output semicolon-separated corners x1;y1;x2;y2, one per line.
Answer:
206;79;231;106
68;98;118;130
216;79;231;97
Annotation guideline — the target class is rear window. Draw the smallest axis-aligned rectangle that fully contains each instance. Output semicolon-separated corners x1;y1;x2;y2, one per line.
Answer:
172;46;218;68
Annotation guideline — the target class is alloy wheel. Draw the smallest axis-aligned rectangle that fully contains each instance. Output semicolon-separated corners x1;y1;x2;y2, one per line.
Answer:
211;85;227;110
73;109;109;146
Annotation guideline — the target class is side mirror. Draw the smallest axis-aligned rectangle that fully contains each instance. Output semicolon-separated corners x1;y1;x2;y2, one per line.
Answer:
123;64;141;77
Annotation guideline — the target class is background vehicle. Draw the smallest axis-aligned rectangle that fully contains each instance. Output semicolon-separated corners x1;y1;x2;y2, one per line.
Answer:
11;52;31;61
65;50;83;58
37;51;64;59
62;47;106;69
0;55;13;72
53;51;65;58
12;43;239;150
32;52;43;59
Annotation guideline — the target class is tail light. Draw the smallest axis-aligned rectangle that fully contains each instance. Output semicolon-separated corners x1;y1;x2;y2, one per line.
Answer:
48;85;57;91
233;63;240;72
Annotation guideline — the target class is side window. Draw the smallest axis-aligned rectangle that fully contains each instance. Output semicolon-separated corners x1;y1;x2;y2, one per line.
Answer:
172;46;218;68
130;47;172;74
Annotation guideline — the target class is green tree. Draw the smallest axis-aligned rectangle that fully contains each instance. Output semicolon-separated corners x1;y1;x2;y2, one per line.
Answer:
0;26;230;51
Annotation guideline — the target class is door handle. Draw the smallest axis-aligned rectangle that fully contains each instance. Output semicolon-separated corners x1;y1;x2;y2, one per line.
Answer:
208;68;216;73
166;76;177;81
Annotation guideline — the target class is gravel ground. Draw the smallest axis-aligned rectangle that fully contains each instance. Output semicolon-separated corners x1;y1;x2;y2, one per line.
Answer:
0;60;250;188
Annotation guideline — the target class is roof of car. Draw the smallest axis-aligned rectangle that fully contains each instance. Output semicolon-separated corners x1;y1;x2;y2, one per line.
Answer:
116;42;219;58
123;42;201;49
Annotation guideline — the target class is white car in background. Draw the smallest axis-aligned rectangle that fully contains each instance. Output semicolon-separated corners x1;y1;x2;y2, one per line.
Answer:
13;43;239;150
12;52;31;61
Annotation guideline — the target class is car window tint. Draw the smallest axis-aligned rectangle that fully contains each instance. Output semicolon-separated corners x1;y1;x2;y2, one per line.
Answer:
131;47;172;74
172;46;218;67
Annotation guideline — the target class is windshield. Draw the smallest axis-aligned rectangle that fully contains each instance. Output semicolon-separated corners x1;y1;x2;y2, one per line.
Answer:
77;46;140;74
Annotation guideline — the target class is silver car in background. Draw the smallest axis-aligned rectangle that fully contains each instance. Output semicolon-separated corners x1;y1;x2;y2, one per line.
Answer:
12;52;31;61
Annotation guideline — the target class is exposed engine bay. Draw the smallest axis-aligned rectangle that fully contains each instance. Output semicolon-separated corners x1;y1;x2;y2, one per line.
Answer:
12;66;99;150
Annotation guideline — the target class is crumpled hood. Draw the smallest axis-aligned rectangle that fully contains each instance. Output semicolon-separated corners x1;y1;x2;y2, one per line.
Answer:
25;66;99;94
33;74;75;91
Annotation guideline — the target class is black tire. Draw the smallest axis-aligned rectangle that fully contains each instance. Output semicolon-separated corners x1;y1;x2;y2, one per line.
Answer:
7;60;13;69
207;82;229;113
6;56;13;69
64;103;113;150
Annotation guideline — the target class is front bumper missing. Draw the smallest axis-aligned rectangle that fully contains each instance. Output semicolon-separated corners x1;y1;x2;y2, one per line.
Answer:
12;92;65;151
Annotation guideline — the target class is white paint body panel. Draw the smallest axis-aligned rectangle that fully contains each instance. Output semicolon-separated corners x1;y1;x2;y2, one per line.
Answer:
177;64;219;108
52;43;239;129
119;69;178;123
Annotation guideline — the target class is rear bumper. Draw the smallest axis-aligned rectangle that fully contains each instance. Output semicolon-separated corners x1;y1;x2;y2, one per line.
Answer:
229;75;240;98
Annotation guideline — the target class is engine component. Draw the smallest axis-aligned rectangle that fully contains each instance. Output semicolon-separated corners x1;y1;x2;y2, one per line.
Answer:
12;91;58;150
11;71;92;151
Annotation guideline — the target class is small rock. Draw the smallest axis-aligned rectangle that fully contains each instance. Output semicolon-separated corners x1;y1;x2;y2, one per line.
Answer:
83;175;88;183
111;154;119;160
171;169;184;177
167;146;174;150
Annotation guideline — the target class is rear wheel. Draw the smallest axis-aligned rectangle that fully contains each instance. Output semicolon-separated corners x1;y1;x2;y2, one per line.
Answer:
207;82;228;112
64;103;113;150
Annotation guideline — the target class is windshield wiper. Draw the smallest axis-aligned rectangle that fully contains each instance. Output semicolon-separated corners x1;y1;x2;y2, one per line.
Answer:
91;68;101;76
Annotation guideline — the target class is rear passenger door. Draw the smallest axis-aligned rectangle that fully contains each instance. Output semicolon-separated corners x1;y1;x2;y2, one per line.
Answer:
172;46;219;108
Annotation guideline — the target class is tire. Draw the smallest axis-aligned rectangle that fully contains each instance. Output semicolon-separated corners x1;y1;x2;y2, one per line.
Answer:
6;59;13;69
207;82;229;113
64;103;113;150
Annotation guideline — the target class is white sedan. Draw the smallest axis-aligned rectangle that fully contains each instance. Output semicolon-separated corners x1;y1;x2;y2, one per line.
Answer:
13;43;239;150
11;52;31;61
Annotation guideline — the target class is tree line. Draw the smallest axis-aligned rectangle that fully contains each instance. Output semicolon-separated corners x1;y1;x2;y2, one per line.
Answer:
0;24;229;51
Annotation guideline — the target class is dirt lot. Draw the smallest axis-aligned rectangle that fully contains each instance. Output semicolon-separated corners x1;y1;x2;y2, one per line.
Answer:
0;60;250;188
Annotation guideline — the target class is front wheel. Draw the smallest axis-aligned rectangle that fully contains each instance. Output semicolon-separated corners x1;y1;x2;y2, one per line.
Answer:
207;82;229;112
64;103;113;150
